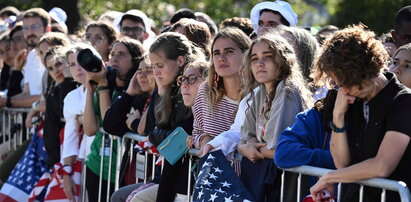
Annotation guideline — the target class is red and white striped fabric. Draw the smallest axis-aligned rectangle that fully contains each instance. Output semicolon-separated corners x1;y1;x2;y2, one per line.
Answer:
29;161;82;202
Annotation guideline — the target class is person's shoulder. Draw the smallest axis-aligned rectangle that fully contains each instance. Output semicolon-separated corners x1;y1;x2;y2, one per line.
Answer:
64;86;82;104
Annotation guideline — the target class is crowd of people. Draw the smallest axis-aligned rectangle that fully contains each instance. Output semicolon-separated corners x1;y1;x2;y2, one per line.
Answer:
0;1;410;202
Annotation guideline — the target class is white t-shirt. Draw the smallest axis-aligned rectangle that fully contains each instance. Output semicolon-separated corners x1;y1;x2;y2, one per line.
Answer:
23;49;46;95
62;85;92;161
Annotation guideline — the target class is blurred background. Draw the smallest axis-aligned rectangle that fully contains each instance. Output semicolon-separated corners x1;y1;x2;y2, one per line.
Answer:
0;0;409;34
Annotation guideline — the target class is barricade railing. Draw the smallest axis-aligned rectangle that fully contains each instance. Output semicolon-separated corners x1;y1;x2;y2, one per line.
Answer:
0;107;31;159
281;165;411;202
79;130;411;202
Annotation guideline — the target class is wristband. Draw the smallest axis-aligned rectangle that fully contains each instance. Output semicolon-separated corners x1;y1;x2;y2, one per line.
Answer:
96;86;110;92
329;121;346;133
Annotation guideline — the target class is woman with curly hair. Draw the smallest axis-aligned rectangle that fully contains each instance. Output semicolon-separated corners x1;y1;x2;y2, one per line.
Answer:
238;33;312;201
310;25;411;202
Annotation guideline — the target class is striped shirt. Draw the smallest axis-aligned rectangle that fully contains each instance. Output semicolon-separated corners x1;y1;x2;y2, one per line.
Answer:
192;82;239;148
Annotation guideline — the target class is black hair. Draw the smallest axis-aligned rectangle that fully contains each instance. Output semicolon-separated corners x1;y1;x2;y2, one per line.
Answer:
395;5;411;31
120;15;145;28
260;9;290;26
170;8;196;24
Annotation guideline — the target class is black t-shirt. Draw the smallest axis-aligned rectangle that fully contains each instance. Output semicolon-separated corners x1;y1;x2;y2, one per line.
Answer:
43;78;78;167
341;72;411;202
0;64;10;91
103;92;149;135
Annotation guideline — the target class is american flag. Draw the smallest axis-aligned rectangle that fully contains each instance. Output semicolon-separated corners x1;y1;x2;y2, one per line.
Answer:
192;150;254;202
0;128;49;202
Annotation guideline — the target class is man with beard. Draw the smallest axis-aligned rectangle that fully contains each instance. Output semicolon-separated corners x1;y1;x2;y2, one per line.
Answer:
0;8;50;108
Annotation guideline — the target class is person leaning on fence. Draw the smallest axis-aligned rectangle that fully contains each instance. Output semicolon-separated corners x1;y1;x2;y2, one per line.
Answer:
60;43;93;201
191;28;251;153
107;56;156;201
274;89;337;198
103;55;156;201
309;25;411;202
25;32;70;130
84;21;117;62
83;38;144;202
128;32;204;202
0;8;50;108
389;42;411;88
237;34;312;202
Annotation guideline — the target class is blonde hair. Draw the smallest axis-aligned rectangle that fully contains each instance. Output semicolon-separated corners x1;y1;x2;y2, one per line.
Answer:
243;34;313;117
208;27;251;106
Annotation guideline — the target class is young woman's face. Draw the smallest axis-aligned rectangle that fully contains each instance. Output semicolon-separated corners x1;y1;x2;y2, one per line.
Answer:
67;52;86;84
390;49;411;88
85;26;111;59
150;51;180;88
136;61;155;93
45;56;65;83
250;41;279;89
37;41;51;65
109;42;133;79
179;67;204;107
212;37;245;78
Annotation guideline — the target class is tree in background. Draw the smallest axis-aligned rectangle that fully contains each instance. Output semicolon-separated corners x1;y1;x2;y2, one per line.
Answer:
0;0;409;34
331;0;410;34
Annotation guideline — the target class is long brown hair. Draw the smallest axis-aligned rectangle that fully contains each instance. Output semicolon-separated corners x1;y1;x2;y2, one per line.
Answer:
149;32;205;127
208;27;251;106
243;34;313;117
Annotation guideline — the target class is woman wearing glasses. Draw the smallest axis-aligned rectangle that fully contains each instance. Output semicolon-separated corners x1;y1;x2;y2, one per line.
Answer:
85;21;117;62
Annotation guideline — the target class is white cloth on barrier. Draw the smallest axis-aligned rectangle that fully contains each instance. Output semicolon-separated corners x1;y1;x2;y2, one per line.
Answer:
207;87;259;156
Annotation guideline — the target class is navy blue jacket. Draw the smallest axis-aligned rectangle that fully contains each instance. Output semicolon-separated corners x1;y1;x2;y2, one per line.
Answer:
275;108;335;169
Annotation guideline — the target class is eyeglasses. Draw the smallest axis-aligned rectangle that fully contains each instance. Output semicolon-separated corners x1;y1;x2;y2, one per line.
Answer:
177;75;201;86
85;34;107;44
23;24;43;31
121;26;145;35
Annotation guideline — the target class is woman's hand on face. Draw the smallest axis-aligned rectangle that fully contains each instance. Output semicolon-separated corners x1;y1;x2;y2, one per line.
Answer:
126;71;142;96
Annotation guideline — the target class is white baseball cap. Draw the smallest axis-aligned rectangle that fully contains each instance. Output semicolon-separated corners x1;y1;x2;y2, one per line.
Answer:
49;7;68;32
250;1;298;32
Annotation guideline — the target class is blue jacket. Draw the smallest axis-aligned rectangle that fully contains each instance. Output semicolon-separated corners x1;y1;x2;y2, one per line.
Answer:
275;108;335;169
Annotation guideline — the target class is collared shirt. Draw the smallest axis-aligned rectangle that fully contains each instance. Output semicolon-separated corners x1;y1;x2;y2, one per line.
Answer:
342;72;411;202
23;49;46;95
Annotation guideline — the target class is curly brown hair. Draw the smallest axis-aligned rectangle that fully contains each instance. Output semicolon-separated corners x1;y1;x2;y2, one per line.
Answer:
312;25;389;87
220;17;253;36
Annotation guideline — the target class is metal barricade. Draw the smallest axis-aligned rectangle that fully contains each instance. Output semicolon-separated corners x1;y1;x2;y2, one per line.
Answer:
281;165;411;202
121;133;199;202
0;107;31;159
